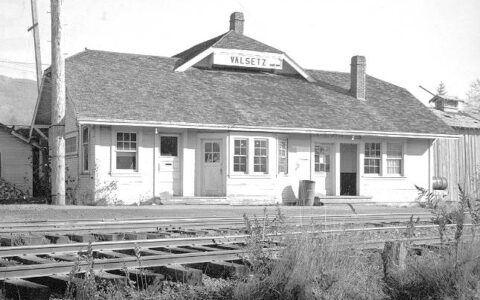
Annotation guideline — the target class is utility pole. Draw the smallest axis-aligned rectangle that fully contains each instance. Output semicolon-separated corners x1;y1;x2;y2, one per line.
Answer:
50;0;66;205
28;0;42;91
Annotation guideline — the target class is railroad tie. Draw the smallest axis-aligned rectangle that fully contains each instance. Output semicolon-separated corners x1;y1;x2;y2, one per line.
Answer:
148;263;202;285
4;278;50;300
186;261;248;279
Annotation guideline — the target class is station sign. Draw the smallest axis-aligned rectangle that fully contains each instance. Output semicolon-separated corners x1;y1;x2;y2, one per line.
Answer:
213;49;283;70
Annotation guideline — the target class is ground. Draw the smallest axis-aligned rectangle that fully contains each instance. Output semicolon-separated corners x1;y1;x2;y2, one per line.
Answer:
0;203;428;222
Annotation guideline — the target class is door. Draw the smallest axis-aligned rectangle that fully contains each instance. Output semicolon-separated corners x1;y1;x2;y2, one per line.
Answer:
340;144;357;196
313;143;333;195
158;135;181;196
202;139;224;196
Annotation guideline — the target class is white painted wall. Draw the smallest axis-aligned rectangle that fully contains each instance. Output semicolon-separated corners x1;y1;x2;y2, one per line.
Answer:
0;130;32;194
84;124;432;205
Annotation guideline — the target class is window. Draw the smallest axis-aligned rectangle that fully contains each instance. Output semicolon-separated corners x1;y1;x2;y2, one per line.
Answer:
364;143;381;174
254;139;268;173
233;139;247;172
82;127;89;172
116;132;137;170
65;136;77;155
387;143;403;175
205;142;220;163
314;145;330;172
278;138;288;174
160;136;178;156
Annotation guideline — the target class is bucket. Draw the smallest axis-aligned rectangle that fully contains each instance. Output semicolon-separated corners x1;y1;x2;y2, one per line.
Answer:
298;180;315;206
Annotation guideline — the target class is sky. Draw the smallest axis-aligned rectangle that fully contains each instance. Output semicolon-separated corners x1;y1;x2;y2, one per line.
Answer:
0;0;479;104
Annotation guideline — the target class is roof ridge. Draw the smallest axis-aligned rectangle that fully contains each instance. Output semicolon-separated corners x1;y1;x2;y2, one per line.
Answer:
211;30;234;48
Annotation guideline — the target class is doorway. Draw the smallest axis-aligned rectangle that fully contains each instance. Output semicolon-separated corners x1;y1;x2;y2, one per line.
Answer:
340;144;357;196
158;135;181;196
201;139;224;196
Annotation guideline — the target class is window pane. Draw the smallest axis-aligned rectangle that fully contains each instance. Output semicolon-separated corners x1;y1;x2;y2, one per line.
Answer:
278;138;288;174
387;143;402;158
130;133;136;142
66;137;77;154
83;127;89;142
161;136;178;156
213;143;220;153
117;152;136;170
387;159;401;174
205;142;212;153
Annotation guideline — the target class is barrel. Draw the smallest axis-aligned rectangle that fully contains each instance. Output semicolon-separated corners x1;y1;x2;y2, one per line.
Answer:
432;177;448;190
298;180;315;206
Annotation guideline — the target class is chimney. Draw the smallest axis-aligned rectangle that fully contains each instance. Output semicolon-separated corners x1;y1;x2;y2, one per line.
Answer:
229;12;244;34
350;55;366;100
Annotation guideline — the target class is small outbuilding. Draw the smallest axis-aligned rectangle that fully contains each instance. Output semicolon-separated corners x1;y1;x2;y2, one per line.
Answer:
31;12;457;205
0;124;33;197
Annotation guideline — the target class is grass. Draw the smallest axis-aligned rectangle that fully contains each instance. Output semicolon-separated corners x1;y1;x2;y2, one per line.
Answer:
4;200;480;299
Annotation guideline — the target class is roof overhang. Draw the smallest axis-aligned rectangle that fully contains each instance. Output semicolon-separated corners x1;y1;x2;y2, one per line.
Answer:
78;118;460;139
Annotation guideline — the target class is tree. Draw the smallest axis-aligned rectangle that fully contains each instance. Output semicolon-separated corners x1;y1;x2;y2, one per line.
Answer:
437;82;447;96
466;79;480;112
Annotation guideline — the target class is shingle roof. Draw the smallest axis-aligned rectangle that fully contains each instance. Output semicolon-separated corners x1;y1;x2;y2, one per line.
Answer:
430;109;480;129
174;30;283;62
35;49;456;136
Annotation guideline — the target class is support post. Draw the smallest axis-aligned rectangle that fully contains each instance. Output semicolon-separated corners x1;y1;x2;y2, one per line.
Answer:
29;0;43;91
50;0;66;205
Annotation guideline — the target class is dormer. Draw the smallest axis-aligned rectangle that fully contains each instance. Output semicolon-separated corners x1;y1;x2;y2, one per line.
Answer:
430;95;465;113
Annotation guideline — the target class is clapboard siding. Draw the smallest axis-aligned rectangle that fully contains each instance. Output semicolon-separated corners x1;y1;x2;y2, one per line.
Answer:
433;128;480;201
0;130;32;194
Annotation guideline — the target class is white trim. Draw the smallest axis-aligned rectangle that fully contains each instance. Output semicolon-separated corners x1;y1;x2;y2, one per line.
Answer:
282;53;315;82
174;48;215;72
77;119;460;139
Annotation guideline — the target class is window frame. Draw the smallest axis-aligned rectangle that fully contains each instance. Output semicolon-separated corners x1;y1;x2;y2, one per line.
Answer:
65;136;77;156
233;138;248;173
314;144;331;173
364;142;381;175
81;126;89;173
386;142;403;176
114;131;139;172
278;137;288;175
253;139;268;174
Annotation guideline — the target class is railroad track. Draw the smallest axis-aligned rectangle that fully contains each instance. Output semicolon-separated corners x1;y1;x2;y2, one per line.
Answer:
0;212;434;235
0;219;473;300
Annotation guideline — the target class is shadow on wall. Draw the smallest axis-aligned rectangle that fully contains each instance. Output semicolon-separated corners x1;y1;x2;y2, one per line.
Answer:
282;185;297;205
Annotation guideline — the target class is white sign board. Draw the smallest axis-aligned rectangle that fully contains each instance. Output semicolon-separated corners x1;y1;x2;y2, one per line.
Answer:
213;50;283;70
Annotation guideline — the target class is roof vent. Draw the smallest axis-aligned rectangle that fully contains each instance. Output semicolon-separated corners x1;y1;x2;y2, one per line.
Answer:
350;55;366;100
229;12;244;34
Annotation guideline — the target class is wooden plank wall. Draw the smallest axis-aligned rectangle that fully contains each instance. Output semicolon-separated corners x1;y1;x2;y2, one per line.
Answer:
432;128;480;201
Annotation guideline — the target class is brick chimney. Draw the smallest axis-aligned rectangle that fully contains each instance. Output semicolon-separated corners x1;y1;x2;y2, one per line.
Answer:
350;56;366;100
230;12;244;34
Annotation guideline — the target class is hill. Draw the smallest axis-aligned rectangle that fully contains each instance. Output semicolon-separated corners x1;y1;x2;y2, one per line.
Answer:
0;75;37;125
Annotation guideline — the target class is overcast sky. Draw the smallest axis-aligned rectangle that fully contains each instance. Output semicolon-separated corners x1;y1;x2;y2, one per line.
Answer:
1;0;479;103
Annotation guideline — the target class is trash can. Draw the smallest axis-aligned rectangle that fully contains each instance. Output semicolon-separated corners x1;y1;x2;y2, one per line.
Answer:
298;180;315;206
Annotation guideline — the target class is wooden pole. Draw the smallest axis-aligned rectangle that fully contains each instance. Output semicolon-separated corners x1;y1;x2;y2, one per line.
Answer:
50;0;65;205
28;0;42;91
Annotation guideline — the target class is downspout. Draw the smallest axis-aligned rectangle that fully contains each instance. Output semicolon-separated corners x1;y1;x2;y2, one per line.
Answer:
153;128;157;201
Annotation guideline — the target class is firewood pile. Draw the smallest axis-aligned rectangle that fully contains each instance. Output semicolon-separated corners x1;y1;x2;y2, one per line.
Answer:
0;177;27;201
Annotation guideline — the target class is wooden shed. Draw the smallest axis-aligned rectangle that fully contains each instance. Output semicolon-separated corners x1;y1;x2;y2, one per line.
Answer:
430;96;480;201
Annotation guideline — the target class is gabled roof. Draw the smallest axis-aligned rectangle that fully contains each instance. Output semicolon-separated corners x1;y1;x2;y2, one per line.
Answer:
33;49;456;138
174;30;282;62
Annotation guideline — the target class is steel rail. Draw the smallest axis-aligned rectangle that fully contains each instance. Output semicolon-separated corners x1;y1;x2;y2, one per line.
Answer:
0;223;474;257
0;214;434;234
0;211;431;226
0;212;432;226
0;249;246;279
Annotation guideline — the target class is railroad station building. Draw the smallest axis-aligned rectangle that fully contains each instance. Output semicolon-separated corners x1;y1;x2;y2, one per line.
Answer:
31;12;456;205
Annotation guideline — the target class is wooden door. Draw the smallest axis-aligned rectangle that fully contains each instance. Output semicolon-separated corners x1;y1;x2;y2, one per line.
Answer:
158;135;180;196
202;139;224;196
